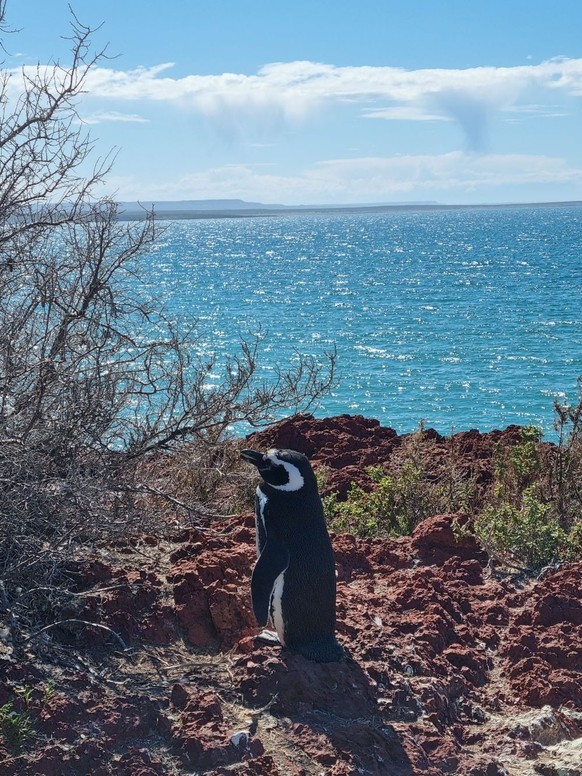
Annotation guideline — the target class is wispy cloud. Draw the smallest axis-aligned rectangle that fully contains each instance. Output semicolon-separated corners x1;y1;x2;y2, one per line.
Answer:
76;110;149;125
504;103;569;118
9;57;582;150
363;106;448;122
81;57;582;150
79;57;582;107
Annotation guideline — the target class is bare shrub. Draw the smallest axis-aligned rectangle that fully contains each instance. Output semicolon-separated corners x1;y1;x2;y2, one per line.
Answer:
0;4;335;638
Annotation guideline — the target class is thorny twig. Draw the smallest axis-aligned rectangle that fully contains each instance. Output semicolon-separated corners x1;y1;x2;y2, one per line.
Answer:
134;483;241;522
25;618;128;651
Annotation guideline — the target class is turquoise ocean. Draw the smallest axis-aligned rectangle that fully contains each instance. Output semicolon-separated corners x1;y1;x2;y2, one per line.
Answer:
142;205;582;440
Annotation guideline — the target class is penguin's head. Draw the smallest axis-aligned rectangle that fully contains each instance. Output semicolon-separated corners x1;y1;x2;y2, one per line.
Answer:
240;448;316;493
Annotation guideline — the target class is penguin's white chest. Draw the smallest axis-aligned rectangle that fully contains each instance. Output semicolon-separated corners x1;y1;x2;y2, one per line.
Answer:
255;484;286;645
270;571;286;645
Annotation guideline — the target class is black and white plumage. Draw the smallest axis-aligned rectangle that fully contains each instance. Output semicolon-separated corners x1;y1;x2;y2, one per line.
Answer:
240;447;343;663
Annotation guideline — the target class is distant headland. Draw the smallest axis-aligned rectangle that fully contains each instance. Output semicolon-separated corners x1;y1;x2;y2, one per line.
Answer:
116;198;582;221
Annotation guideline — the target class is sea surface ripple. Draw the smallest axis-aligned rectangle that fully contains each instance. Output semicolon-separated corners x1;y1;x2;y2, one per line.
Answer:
142;205;582;439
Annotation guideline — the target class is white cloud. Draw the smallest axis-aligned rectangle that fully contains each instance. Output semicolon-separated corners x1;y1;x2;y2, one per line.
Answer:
504;103;569;117
83;57;582;150
316;152;581;188
8;56;582;149
363;106;448;121
105;152;582;204
76;110;149;125
78;57;582;108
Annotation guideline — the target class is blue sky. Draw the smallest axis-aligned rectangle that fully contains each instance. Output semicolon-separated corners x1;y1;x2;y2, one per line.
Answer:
5;1;582;205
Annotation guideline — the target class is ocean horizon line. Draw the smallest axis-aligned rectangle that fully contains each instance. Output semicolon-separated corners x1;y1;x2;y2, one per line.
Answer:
116;198;582;221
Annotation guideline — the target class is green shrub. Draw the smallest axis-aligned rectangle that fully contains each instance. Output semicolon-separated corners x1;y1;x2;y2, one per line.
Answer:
552;383;582;530
325;463;434;538
320;415;582;570
0;683;61;753
473;423;582;571
473;486;572;571
492;425;543;504
320;424;477;539
326;474;397;538
567;519;582;557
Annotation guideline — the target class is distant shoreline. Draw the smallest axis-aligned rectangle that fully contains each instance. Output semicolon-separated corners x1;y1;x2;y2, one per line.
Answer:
117;199;582;221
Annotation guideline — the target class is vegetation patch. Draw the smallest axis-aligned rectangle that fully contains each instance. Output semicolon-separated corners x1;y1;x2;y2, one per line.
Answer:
472;417;582;571
323;411;582;572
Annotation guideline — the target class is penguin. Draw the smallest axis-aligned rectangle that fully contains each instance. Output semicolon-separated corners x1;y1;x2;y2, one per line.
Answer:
240;447;343;663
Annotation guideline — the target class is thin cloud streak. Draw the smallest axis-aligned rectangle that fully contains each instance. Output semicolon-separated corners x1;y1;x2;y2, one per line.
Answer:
76;111;150;125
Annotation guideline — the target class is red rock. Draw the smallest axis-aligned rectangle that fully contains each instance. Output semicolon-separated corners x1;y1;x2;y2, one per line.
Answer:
172;575;218;647
169;539;256;648
115;748;166;776
412;513;488;565
442;645;491;686
235;635;256;654
11;415;582;776
531;593;582;627
247;413;400;497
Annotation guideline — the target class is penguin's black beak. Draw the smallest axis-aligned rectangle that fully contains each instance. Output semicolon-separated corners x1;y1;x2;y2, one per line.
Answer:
240;449;265;467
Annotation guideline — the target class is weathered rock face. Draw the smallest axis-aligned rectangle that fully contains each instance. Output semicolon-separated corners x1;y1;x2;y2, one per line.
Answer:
412;513;488;565
168;521;257;650
247;413;401;497
59;551;178;647
1;415;580;775
246;413;529;501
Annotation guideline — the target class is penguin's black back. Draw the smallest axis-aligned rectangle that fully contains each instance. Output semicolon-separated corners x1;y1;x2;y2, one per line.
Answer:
260;484;342;662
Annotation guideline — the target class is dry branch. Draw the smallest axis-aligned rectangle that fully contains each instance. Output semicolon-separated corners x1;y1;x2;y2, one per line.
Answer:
0;3;335;635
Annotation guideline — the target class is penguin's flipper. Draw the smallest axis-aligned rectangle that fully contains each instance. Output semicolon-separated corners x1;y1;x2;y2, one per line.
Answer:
251;541;289;626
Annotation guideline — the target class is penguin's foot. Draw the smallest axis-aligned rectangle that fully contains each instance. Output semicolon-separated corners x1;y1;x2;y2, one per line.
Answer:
254;629;281;645
296;638;344;663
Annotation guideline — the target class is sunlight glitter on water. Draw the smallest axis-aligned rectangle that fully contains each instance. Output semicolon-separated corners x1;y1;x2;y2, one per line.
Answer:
141;206;582;439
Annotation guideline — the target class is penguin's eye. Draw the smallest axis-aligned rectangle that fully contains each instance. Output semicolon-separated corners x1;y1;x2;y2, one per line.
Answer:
261;461;291;487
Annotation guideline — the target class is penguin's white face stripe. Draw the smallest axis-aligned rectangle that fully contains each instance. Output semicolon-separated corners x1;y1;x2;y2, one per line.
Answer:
265;451;304;491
